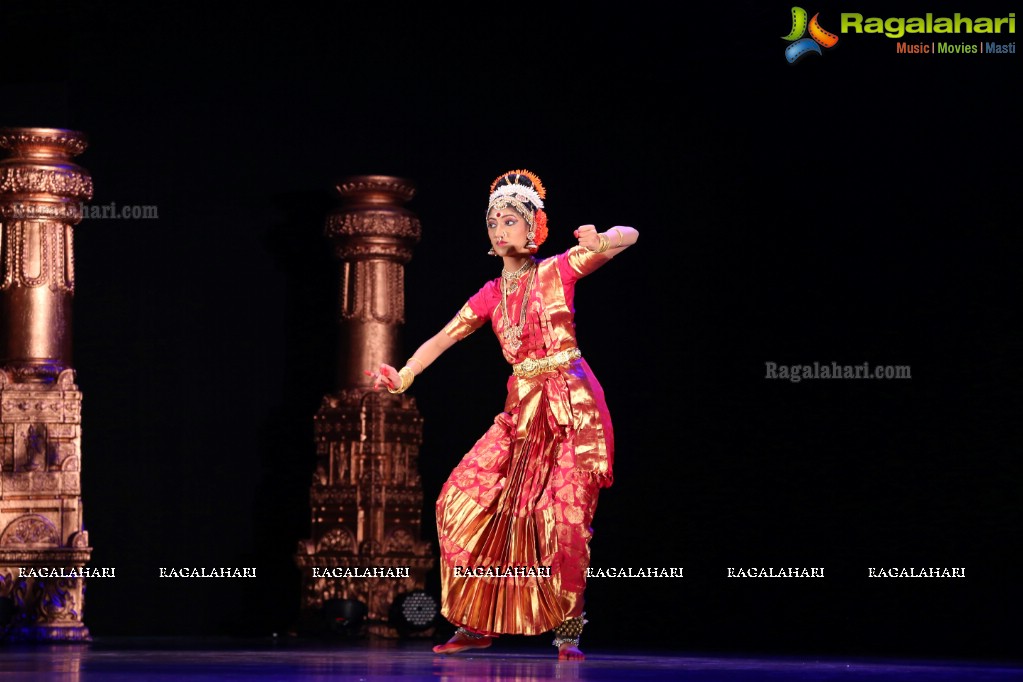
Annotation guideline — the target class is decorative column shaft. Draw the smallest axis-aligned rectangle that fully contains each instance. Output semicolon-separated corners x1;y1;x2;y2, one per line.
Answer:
296;176;436;637
0;128;93;642
328;177;420;388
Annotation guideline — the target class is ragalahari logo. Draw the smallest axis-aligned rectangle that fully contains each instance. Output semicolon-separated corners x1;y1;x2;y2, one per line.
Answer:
783;7;839;63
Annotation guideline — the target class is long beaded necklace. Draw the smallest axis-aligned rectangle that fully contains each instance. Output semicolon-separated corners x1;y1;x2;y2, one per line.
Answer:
501;258;533;294
500;261;537;353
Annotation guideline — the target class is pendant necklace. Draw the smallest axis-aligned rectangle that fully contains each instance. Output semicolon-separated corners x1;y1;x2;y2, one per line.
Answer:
500;262;536;353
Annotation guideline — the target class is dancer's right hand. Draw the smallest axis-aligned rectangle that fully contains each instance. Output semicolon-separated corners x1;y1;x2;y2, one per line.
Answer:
364;364;400;390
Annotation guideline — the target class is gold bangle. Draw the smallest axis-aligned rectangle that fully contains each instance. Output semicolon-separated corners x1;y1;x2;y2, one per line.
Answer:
594;233;610;254
610;227;624;248
406;357;424;373
387;366;415;394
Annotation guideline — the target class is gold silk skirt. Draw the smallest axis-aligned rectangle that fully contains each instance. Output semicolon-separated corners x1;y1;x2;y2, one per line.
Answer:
435;367;607;636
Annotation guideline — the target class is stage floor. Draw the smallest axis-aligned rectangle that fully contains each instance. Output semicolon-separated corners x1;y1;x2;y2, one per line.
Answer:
0;638;1021;681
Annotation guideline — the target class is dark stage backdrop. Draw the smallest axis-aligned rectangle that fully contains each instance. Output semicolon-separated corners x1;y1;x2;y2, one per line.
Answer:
1;0;1018;663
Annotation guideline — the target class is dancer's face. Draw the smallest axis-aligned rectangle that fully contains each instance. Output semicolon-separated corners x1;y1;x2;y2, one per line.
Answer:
487;207;529;256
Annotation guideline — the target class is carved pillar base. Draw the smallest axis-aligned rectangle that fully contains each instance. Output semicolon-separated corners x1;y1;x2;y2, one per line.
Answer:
0;548;92;642
0;369;92;642
296;387;435;637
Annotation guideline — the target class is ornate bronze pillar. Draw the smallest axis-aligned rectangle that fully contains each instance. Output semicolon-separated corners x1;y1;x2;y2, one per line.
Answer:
296;176;436;637
0;127;94;641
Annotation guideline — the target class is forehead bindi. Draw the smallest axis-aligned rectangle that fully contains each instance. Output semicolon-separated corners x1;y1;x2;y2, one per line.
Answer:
488;208;521;221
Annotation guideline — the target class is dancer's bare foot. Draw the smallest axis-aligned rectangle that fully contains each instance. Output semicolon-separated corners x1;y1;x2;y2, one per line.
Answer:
432;629;493;655
558;642;585;660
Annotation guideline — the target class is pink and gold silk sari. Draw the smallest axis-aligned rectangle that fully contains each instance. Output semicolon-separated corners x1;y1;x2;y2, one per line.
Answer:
436;246;615;636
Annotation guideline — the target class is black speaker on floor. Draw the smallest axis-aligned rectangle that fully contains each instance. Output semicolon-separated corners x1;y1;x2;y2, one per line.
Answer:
321;598;367;638
388;590;439;637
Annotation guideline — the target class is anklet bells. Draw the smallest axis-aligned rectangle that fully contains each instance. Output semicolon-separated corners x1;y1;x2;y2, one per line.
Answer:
551;613;587;648
455;626;487;640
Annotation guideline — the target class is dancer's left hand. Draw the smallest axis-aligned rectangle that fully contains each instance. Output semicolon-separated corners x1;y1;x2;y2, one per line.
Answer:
574;224;601;252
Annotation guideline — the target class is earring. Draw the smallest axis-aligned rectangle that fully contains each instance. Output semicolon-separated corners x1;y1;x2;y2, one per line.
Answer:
488;247;497;256
525;231;537;253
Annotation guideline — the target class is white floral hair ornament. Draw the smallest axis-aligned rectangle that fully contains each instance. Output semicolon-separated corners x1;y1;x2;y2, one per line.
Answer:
488;183;545;210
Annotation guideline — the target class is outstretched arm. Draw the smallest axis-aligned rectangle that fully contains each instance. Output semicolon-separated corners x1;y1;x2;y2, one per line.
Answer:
366;329;458;392
574;225;639;259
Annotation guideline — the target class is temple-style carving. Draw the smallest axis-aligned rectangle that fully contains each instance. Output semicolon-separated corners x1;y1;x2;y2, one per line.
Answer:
0;127;94;641
296;176;435;636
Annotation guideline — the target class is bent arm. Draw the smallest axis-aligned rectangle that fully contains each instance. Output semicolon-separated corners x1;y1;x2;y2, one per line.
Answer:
602;225;639;259
574;224;639;260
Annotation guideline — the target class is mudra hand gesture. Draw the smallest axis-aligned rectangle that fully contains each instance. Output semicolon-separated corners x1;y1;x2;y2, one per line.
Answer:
573;224;601;251
364;364;401;391
574;224;623;253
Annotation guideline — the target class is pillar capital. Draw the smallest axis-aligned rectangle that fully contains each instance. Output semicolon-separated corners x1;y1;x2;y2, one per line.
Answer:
0;127;93;225
325;175;421;263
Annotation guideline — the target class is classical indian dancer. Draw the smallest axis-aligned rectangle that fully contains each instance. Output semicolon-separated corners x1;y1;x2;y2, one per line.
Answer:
368;169;638;660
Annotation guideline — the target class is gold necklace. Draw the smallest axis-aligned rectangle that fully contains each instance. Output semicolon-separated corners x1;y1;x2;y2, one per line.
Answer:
501;258;533;293
500;262;536;353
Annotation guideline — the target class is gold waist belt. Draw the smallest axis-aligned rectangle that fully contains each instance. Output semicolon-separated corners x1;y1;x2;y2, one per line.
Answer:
512;348;582;378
